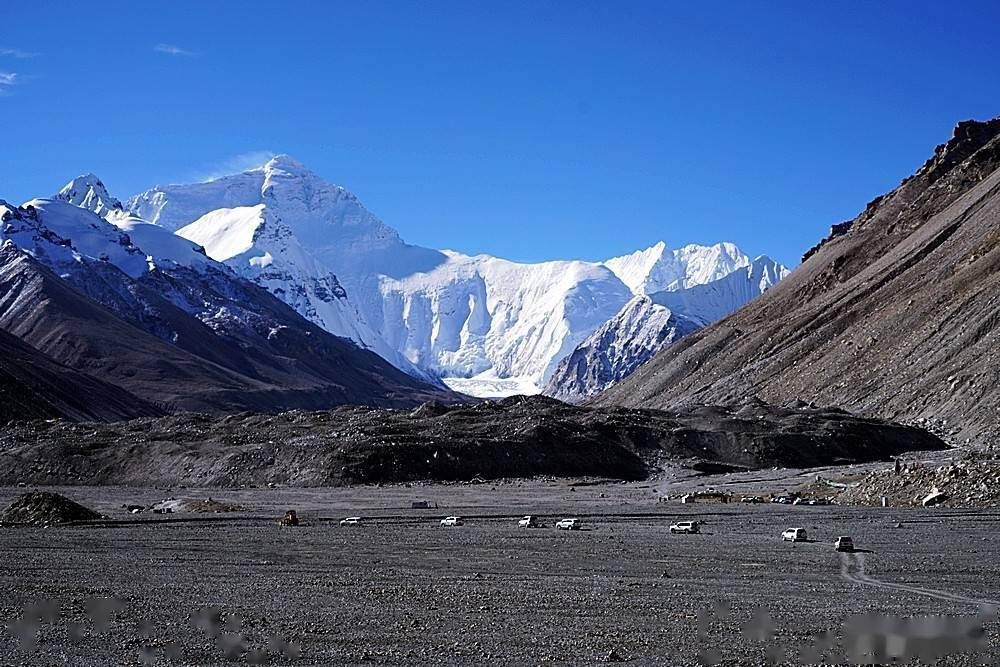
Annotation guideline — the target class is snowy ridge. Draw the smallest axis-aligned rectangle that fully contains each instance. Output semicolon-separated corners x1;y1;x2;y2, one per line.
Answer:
650;255;789;325
3;198;151;279
0;194;270;338
603;241;752;294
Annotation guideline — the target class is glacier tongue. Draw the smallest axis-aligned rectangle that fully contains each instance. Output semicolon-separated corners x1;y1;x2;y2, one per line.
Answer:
442;373;543;398
127;156;791;398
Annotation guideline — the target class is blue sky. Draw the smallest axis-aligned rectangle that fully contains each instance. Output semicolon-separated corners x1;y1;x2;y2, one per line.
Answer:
1;2;998;267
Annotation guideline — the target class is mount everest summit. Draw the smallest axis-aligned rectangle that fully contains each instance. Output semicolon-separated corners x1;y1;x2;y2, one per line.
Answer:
126;155;789;397
0;157;788;415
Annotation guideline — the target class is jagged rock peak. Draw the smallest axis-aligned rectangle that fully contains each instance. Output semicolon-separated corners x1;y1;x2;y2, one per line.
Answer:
918;117;1000;183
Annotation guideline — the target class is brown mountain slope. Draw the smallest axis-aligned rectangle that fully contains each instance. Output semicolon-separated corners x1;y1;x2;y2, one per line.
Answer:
0;327;162;422
595;118;1000;442
0;243;454;414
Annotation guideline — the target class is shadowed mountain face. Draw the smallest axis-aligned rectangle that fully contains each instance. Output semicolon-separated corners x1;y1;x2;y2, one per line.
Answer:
595;118;1000;441
0;327;161;423
0;204;457;416
543;296;702;403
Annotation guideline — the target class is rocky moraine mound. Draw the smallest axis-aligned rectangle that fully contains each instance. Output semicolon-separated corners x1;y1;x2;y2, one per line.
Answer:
0;491;102;525
0;396;945;488
839;445;1000;508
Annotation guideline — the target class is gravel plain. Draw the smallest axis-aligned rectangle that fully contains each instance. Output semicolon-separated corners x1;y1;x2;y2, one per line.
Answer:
2;480;998;666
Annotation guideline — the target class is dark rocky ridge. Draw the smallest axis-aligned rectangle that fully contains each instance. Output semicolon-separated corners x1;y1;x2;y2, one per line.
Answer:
0;396;945;487
596;118;1000;442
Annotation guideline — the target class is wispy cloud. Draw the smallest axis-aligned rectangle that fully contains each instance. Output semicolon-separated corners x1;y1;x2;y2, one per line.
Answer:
0;71;17;95
0;47;37;59
154;43;197;57
0;75;12;98
192;150;277;182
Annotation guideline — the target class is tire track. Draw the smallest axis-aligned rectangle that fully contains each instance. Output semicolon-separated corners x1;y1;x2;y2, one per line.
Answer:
840;552;1000;608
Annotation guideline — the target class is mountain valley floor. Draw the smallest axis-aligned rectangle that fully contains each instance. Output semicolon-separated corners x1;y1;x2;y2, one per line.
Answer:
2;457;999;666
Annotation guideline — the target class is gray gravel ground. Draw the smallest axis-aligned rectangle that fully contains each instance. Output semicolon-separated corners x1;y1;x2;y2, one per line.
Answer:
1;481;998;666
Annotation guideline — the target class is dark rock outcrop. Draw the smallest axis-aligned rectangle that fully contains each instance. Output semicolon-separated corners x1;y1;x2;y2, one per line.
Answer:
544;296;700;403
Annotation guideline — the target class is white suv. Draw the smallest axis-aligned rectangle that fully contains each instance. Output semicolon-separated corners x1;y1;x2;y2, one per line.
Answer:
518;515;540;528
555;518;581;530
670;520;700;534
782;528;808;542
440;516;464;527
339;516;361;526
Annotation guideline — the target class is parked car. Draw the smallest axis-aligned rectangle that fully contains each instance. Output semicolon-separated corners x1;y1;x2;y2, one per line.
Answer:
771;496;795;504
440;516;464;527
740;496;762;504
339;516;361;526
518;515;540;528
555;518;581;530
669;520;700;534
834;536;854;552
781;528;808;542
796;498;831;506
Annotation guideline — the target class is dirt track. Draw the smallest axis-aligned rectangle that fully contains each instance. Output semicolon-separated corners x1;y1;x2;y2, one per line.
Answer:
1;482;998;665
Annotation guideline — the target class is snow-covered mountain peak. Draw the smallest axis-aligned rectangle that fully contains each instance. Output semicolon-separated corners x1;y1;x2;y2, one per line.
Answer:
649;253;789;326
747;254;789;292
260;154;310;176
55;174;123;217
128;156;405;265
47;176;217;275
